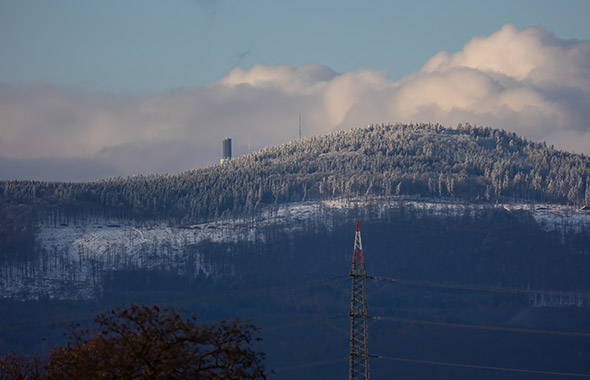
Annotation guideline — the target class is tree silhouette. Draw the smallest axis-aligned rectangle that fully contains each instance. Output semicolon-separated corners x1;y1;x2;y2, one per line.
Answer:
0;304;266;380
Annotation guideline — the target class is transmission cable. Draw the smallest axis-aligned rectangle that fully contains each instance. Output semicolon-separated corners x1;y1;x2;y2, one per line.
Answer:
369;275;590;298
270;356;347;375
372;316;590;338
373;355;590;378
0;276;350;334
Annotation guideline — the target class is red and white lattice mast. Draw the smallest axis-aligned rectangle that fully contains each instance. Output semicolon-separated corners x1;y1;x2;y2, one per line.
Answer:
349;220;370;380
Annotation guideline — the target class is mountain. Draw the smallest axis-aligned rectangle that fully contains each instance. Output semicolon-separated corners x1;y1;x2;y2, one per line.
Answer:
2;121;590;298
2;123;590;379
2;123;589;225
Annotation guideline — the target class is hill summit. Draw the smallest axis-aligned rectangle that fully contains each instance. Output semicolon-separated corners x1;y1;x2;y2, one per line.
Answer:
2;123;590;223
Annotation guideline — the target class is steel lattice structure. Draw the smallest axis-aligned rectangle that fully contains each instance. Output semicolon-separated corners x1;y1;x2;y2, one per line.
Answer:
349;220;370;380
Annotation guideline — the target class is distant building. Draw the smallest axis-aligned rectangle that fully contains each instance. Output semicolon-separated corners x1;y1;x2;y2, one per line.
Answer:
221;138;232;164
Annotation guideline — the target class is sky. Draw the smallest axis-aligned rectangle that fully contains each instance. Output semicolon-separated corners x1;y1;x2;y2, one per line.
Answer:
1;0;590;181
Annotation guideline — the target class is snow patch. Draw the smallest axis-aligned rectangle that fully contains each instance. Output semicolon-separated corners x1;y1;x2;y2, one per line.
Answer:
2;198;589;300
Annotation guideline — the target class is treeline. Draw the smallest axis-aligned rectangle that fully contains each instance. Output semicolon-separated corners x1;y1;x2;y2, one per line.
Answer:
1;123;590;224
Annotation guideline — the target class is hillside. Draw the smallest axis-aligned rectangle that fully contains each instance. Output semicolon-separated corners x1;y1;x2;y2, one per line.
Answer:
2;199;590;379
3;198;590;300
2;124;590;379
2;123;590;226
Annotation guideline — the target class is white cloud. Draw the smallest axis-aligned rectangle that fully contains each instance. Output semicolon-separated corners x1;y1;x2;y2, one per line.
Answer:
1;23;589;181
404;23;590;145
218;63;336;94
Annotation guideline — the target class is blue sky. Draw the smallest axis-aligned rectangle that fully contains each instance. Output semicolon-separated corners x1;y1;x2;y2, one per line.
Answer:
1;1;590;181
2;0;589;93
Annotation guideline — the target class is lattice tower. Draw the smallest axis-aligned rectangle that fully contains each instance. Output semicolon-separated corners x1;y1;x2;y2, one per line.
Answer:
349;220;370;380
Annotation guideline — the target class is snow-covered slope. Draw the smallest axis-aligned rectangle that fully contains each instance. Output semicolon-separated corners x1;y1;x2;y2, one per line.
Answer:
0;201;330;299
1;198;589;300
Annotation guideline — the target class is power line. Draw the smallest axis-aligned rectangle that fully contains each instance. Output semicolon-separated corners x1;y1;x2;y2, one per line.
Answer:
369;275;590;298
261;315;347;332
272;356;347;374
372;316;590;338
374;356;590;378
0;276;350;334
170;275;349;304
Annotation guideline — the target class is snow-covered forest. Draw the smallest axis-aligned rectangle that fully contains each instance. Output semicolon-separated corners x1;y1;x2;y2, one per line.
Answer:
2;123;590;227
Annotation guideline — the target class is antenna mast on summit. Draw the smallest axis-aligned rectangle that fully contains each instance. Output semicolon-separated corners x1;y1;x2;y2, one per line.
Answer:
299;114;302;139
349;220;370;380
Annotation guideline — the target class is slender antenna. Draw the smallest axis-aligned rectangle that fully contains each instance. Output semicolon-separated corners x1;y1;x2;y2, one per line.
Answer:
299;114;302;139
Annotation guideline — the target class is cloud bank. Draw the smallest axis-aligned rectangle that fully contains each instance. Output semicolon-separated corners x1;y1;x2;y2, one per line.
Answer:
1;23;589;181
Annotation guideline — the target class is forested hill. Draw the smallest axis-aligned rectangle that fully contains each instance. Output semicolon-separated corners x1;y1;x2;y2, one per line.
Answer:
2;123;590;224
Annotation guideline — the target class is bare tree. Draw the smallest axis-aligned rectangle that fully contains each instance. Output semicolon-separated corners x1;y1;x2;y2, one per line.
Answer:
1;304;266;380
